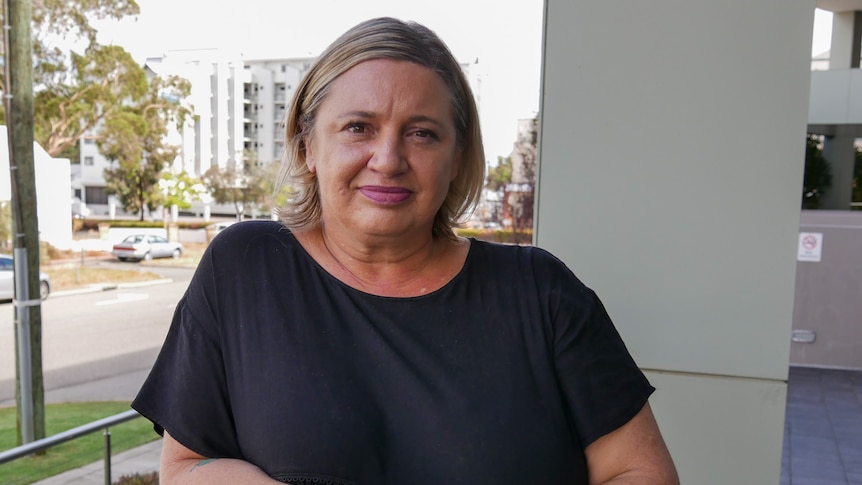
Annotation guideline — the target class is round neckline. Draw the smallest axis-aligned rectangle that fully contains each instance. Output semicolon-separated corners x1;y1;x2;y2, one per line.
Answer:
286;231;477;301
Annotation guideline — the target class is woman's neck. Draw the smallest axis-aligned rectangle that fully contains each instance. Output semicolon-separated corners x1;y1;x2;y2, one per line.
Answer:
295;224;468;297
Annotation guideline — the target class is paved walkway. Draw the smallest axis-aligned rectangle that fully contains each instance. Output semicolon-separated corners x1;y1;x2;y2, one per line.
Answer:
781;366;862;485
14;366;862;484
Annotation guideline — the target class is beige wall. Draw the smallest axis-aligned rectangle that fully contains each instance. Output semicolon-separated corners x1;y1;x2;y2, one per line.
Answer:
792;210;862;369
537;0;815;482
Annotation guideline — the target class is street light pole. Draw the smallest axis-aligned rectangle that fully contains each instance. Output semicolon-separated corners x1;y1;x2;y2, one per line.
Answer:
3;0;45;444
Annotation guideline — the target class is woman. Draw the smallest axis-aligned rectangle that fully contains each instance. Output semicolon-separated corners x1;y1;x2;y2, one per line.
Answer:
133;17;679;484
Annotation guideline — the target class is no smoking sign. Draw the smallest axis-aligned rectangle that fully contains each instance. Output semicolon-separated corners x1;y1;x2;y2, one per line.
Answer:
797;232;823;262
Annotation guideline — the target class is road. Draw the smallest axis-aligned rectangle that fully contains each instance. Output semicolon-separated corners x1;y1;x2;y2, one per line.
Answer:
0;263;195;407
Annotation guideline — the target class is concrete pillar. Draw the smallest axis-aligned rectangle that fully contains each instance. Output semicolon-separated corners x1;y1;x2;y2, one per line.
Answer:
830;11;862;69
821;135;856;209
537;1;813;482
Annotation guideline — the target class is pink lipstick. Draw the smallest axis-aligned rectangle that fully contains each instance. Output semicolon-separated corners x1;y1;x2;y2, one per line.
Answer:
360;186;412;204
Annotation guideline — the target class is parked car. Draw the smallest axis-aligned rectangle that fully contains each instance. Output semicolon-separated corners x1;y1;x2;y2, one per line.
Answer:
0;254;51;300
111;234;183;261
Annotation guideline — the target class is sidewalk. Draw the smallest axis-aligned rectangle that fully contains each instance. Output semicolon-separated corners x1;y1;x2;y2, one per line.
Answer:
21;366;862;484
32;441;161;485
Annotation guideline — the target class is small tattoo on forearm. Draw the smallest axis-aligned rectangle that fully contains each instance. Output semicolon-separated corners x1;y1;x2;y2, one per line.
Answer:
191;458;219;471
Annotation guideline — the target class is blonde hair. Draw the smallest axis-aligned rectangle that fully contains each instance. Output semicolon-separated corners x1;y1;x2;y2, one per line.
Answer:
276;17;485;240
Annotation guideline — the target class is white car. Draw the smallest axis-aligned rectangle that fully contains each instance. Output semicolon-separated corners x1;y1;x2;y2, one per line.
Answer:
0;254;51;300
111;234;183;261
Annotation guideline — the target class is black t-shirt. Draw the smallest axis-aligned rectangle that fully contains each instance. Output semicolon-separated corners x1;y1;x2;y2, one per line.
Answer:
132;220;654;484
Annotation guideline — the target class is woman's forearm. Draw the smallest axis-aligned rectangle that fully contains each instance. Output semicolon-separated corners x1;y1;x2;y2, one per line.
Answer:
161;456;280;484
159;431;280;484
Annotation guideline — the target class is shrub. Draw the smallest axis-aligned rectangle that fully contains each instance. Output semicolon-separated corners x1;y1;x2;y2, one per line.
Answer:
456;228;532;245
113;471;159;485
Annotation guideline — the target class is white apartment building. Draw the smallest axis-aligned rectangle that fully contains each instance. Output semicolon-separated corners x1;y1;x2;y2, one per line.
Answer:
242;58;314;167
808;3;862;210
76;52;312;217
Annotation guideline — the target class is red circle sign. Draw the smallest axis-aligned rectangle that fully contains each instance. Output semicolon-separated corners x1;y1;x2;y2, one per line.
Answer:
802;235;818;250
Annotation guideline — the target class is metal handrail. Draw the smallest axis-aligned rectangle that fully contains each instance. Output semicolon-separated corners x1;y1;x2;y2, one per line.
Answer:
0;409;144;485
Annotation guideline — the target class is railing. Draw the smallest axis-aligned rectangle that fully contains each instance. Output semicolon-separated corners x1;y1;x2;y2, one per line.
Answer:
0;409;143;485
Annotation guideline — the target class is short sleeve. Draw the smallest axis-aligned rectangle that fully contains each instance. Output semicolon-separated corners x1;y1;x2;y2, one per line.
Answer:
540;253;655;448
131;248;243;459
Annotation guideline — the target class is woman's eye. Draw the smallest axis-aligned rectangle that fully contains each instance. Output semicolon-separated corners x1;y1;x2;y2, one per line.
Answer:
346;122;367;134
412;129;438;140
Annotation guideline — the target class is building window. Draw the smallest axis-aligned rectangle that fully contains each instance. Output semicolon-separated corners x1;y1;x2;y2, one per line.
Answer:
84;186;108;205
83;138;95;144
84;156;94;166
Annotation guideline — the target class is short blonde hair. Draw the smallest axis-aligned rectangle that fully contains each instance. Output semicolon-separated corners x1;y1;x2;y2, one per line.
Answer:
276;17;485;240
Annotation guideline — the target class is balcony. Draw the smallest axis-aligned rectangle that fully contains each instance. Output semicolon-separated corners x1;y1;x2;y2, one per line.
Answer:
809;68;862;134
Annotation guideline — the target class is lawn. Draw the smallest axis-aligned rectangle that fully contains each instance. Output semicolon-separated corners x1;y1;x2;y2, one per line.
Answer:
42;266;165;292
42;242;207;293
0;402;158;485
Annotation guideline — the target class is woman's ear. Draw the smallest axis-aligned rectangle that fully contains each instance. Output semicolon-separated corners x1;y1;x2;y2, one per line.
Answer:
304;135;316;173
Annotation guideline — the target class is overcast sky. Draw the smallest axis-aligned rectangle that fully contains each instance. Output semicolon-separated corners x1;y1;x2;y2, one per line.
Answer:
812;8;832;56
92;0;545;163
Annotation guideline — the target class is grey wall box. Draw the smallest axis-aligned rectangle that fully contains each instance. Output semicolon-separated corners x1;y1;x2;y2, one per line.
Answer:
535;0;814;482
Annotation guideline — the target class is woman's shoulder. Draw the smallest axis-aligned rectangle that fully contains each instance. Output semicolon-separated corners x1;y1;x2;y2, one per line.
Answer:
465;239;593;306
209;220;291;247
469;239;570;271
202;220;301;266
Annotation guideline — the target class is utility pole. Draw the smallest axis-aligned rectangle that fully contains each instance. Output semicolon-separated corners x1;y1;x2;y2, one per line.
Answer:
3;0;45;444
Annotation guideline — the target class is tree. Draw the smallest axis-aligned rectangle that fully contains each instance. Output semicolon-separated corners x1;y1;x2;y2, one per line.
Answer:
486;156;512;192
101;74;191;220
1;1;142;153
484;156;512;226
203;165;254;221
159;171;207;213
508;116;538;231
802;134;832;209
485;116;538;231
203;161;278;220
34;44;149;157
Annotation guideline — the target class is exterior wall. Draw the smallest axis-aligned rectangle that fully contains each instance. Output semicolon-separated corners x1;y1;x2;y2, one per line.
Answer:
0;126;73;248
537;0;814;482
809;69;862;124
792;210;862;369
146;50;246;175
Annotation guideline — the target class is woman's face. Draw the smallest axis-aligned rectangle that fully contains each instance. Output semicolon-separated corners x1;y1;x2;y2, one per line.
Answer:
305;59;460;242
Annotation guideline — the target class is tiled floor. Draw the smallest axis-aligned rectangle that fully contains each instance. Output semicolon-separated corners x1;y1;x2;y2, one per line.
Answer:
782;366;862;485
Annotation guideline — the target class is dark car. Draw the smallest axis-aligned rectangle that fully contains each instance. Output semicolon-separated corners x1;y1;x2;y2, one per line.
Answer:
111;234;183;262
0;254;51;300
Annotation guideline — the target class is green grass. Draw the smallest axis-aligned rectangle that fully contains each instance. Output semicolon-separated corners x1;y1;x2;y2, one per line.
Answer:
0;402;158;485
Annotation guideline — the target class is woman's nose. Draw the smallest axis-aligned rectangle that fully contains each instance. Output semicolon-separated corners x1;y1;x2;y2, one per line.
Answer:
367;133;407;176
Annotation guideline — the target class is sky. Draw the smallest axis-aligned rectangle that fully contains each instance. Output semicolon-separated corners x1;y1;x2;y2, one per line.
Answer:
812;8;833;56
91;0;546;164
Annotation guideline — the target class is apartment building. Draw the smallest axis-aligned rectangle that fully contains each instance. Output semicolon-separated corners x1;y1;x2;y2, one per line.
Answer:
75;52;313;217
242;58;314;167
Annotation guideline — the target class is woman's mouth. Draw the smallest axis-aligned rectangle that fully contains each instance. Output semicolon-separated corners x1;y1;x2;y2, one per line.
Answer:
359;186;412;204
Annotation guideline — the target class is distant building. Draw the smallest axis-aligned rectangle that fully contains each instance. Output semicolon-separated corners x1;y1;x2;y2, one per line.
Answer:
242;58;315;167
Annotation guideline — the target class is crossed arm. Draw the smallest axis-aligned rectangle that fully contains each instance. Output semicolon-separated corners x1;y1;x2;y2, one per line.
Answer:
159;402;678;485
585;402;679;484
159;431;279;484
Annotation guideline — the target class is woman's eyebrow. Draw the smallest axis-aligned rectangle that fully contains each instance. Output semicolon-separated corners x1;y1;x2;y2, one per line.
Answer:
335;112;446;128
